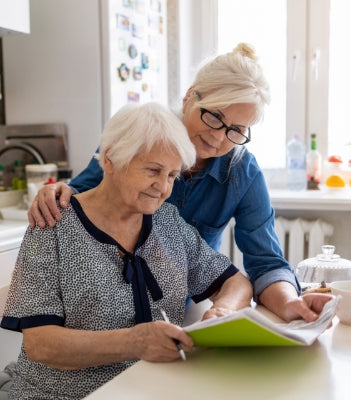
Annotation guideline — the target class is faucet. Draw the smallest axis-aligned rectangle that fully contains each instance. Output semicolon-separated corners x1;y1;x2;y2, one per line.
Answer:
0;143;45;164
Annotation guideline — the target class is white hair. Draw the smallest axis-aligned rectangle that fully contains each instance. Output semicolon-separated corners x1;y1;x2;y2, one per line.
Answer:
192;43;271;124
95;102;196;171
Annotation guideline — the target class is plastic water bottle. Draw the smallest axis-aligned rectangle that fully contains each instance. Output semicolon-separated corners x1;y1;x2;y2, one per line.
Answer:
286;135;306;190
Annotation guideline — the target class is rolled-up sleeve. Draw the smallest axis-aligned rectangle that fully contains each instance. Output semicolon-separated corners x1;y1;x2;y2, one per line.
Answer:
234;170;301;300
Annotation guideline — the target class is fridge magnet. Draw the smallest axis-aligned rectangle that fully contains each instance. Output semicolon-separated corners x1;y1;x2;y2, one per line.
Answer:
142;82;148;92
128;91;140;102
159;16;164;34
122;0;135;9
141;53;149;69
119;37;126;51
132;23;144;39
116;14;130;31
133;66;142;80
128;44;138;59
117;63;130;81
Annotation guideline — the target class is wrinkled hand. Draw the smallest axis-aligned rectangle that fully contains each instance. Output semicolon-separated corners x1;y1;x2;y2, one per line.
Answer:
280;293;335;323
201;306;236;321
28;182;73;228
130;321;193;362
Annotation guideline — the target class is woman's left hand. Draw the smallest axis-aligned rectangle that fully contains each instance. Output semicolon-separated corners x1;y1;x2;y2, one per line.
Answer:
280;293;335;322
259;281;334;322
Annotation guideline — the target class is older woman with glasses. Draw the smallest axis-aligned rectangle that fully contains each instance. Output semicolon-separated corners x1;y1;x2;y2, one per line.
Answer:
28;42;333;323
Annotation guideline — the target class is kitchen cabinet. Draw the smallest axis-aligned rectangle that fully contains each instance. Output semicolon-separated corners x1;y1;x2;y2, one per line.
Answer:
0;0;30;36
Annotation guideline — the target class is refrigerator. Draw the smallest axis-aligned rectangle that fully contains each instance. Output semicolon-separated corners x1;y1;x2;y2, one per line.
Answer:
1;0;168;174
100;0;168;123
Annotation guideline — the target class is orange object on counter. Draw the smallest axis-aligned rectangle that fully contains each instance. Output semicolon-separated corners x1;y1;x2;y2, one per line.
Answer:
328;155;343;163
325;174;345;187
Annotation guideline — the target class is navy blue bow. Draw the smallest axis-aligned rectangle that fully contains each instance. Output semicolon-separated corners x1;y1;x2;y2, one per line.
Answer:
122;252;163;324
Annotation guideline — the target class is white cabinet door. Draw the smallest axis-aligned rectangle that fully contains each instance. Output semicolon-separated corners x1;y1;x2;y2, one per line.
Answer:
0;0;30;35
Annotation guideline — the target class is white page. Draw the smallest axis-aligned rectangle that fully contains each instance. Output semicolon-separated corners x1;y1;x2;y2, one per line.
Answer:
184;296;341;346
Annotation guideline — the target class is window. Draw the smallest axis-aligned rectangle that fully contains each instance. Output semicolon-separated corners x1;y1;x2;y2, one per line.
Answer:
171;0;350;173
217;0;351;170
328;0;351;161
217;0;287;168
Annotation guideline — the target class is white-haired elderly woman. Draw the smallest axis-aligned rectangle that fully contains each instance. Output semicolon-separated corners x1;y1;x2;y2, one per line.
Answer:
1;102;253;400
28;43;333;324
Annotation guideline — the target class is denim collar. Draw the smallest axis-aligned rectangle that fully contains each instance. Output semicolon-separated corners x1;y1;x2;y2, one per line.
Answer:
188;149;235;184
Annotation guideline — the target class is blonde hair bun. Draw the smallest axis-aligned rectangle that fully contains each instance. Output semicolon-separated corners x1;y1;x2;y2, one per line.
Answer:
234;42;258;62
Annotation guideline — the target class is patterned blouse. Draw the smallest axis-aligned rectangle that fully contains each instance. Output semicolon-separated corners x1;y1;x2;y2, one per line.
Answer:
1;198;238;400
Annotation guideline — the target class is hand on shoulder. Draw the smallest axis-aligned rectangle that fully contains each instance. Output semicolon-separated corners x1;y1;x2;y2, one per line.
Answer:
28;182;73;228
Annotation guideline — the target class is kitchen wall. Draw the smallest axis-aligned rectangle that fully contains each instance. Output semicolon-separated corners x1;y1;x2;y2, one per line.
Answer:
2;0;216;177
2;0;103;176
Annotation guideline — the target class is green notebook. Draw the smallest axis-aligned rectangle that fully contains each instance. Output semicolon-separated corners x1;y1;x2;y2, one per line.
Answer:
183;296;340;347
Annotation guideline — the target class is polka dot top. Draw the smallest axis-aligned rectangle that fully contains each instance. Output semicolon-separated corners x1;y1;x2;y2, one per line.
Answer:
1;198;238;399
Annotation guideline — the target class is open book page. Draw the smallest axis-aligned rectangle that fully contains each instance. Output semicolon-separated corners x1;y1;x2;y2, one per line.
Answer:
183;295;341;347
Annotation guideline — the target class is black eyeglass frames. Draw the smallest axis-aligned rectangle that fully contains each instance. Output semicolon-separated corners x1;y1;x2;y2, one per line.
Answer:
199;108;251;145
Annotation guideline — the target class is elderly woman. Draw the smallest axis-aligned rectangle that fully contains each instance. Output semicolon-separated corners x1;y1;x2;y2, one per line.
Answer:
28;43;333;323
1;103;252;400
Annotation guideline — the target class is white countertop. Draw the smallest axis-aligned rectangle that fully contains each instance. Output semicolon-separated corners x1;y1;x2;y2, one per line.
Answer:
0;206;28;252
84;316;351;400
269;188;351;211
0;219;27;252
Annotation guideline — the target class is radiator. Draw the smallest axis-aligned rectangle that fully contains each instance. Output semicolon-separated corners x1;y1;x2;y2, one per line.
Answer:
220;217;334;271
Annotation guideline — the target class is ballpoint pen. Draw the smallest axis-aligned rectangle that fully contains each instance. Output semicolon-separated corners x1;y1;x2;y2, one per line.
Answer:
159;307;187;361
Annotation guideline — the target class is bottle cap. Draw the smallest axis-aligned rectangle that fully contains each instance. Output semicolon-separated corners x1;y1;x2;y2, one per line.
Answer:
44;177;56;185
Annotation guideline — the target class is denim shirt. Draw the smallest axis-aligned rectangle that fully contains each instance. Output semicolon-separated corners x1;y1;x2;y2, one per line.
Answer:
70;148;300;298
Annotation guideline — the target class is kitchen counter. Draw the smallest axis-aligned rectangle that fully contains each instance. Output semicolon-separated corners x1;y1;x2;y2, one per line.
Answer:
0;219;27;252
84;316;351;400
0;205;28;251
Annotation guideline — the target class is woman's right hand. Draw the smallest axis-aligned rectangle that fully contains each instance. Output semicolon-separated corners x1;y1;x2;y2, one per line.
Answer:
28;182;74;228
130;321;193;362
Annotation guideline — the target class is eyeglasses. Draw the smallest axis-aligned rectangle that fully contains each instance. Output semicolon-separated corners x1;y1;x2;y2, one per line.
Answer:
199;108;251;145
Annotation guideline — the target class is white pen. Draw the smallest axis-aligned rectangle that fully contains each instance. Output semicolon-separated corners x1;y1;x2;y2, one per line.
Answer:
159;308;186;361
